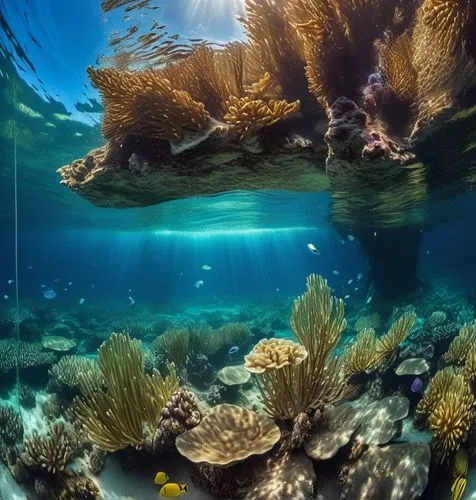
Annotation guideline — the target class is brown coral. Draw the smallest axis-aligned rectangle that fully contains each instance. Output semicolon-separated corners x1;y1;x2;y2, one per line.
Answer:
87;67;210;142
152;388;201;452
249;275;348;421
175;404;281;466
244;338;308;374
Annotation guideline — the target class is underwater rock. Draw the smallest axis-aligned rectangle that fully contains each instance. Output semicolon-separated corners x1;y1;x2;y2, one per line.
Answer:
340;442;430;500
395;358;430;376
245;451;316;500
187;354;216;389
353;396;409;446
304;404;362;460
426;311;448;328
58;134;329;208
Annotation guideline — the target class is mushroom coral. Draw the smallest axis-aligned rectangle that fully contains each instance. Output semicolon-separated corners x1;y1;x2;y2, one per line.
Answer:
73;332;179;452
175;404;281;466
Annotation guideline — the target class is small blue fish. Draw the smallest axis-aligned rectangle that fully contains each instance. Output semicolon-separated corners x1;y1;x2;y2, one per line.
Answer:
228;346;239;356
411;377;423;393
42;289;56;300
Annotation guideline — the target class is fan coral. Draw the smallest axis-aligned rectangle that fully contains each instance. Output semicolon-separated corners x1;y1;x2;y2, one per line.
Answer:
342;328;380;375
73;332;179;452
375;311;416;365
244;338;308;374
176;404;281;466
22;422;74;474
343;312;416;376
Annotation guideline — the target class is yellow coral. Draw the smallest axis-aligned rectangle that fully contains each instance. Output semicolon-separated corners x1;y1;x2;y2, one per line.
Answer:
416;367;474;461
444;322;476;365
343;328;380;375
74;333;179;452
376;312;416;365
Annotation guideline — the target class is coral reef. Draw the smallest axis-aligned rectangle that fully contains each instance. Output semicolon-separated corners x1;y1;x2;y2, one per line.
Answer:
0;405;23;444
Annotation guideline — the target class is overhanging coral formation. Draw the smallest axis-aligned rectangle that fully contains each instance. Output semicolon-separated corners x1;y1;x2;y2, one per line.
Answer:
57;0;476;211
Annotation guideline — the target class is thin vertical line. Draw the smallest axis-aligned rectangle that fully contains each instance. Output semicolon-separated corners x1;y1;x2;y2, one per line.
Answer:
14;137;21;411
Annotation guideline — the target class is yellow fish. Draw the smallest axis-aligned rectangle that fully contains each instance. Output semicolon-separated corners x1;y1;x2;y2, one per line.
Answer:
453;448;469;478
159;483;188;497
154;471;169;486
451;476;467;500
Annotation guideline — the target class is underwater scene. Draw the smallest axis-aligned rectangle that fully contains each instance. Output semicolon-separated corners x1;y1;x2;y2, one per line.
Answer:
2;0;476;499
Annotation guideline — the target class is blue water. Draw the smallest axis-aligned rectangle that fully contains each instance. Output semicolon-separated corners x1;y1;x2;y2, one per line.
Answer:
2;1;476;499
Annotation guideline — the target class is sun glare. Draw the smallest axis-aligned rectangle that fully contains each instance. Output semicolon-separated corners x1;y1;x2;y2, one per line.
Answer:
186;0;247;35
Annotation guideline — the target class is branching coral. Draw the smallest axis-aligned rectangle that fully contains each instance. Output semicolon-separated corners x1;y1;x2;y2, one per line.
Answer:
416;367;474;460
73;332;179;452
22;422;74;474
443;322;476;365
50;356;103;390
224;73;300;139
